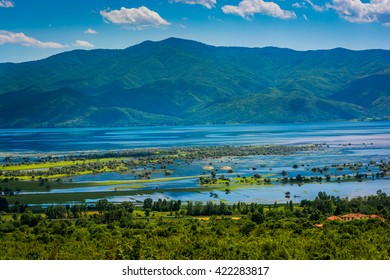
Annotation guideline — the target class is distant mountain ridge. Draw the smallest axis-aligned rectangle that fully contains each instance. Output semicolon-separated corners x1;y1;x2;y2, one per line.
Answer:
0;37;389;127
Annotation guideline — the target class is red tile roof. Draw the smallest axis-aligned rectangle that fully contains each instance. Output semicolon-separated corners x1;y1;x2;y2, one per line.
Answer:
341;213;369;219
327;215;342;221
369;214;386;221
328;213;387;221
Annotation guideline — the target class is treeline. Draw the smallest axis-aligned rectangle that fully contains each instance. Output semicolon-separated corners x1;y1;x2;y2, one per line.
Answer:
184;191;390;221
186;201;267;216
143;198;181;213
300;190;390;219
2;190;390;221
1;192;390;260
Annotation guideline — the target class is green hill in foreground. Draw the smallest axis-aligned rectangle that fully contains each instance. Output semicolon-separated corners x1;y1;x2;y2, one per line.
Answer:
0;192;389;259
0;38;389;127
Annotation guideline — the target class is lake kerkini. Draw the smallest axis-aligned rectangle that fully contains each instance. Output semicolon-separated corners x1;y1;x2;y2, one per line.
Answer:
1;121;389;207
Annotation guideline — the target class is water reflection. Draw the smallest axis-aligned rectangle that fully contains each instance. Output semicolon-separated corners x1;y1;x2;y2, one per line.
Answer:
1;121;389;153
3;121;390;204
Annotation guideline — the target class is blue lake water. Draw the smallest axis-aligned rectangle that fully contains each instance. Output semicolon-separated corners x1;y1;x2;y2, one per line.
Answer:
1;121;390;204
1;121;390;153
98;180;390;205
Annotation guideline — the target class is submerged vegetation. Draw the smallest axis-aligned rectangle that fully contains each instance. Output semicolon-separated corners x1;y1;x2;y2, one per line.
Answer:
0;144;389;206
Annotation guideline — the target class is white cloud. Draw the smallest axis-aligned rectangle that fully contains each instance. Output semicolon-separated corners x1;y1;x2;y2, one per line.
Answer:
74;40;95;48
0;0;14;8
100;6;170;29
306;0;328;12
84;28;97;34
303;14;308;20
292;2;305;8
383;22;390;26
172;0;216;9
222;0;297;20
329;0;390;23
0;30;67;48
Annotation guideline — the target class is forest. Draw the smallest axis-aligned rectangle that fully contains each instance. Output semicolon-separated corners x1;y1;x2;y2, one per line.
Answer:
1;191;389;260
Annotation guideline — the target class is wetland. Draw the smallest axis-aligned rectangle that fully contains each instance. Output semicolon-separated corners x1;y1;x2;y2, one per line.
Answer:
1;121;389;208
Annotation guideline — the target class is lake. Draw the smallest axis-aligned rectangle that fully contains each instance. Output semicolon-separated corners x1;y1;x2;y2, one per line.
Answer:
1;121;390;153
1;121;390;205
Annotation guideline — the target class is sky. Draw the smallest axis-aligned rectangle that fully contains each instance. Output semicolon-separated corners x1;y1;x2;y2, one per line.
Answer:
0;0;390;63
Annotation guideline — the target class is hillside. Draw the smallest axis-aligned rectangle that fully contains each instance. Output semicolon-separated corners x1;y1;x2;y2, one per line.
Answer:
0;38;389;127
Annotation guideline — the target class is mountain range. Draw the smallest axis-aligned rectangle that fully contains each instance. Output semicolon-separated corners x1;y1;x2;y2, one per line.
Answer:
1;37;389;127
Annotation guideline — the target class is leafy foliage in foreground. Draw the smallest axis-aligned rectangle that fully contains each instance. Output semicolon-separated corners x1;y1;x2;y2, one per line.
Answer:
1;192;390;260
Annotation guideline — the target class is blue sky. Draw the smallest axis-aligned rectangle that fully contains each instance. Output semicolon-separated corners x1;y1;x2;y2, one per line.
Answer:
0;0;389;62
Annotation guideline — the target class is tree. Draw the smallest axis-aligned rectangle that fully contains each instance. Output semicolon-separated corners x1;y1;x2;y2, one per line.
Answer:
187;202;193;216
121;201;134;213
289;201;294;212
0;197;9;212
193;202;203;216
218;201;231;215
204;201;214;215
143;198;153;210
71;204;87;218
10;201;28;213
96;199;109;214
240;220;256;236
251;209;265;224
45;205;67;219
172;200;181;211
20;211;41;227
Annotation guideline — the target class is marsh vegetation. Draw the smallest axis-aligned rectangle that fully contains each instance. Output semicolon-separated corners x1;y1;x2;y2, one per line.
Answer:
1;144;389;207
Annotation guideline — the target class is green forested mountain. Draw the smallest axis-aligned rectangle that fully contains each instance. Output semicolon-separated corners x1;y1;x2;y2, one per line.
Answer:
1;38;389;127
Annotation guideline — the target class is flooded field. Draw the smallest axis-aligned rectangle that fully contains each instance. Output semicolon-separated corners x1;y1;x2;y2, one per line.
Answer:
1;121;389;206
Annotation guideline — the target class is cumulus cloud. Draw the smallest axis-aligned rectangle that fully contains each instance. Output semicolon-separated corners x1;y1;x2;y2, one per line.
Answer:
0;30;67;48
100;6;170;29
329;0;390;23
84;28;97;34
172;0;216;9
74;40;95;48
222;0;297;20
0;0;14;8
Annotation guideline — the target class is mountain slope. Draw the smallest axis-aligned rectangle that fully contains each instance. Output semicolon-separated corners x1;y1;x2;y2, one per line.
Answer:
333;74;390;106
189;90;368;124
0;38;389;127
332;73;390;118
0;88;180;127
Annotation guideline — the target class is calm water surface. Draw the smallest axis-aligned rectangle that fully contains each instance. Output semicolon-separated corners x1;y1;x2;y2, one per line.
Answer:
1;121;389;153
2;121;389;204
